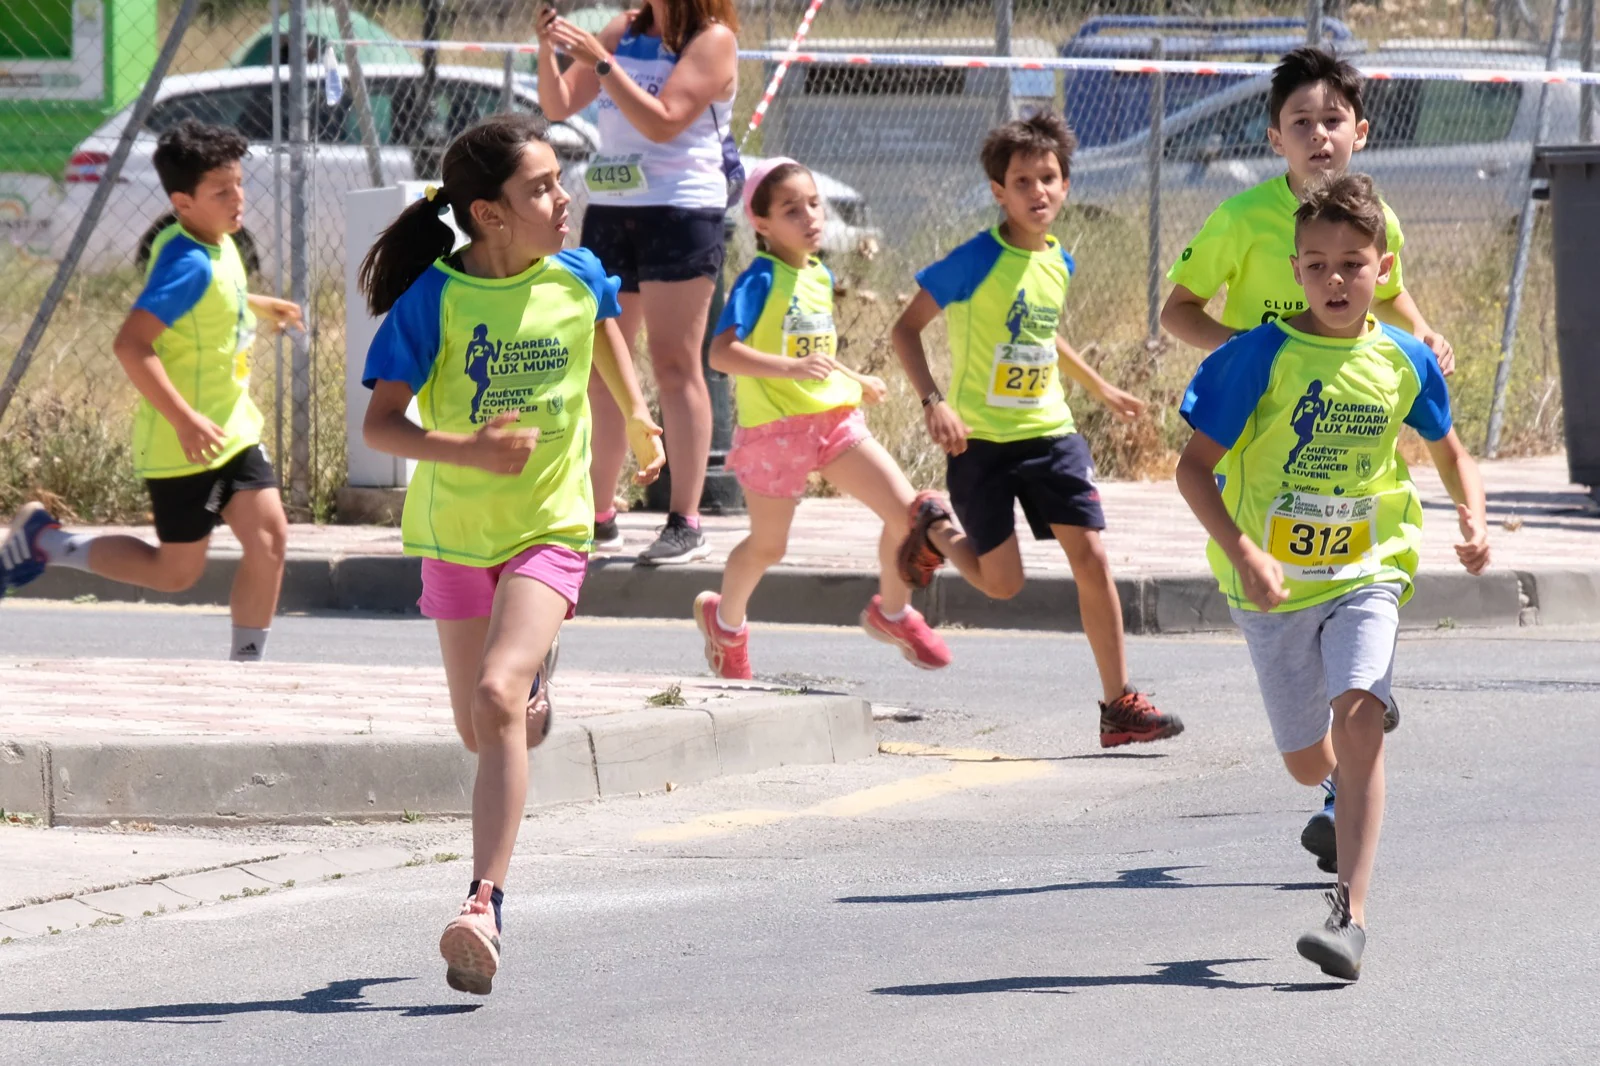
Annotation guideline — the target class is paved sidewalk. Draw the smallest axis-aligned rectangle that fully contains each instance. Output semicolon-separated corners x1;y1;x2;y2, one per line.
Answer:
0;658;875;825
12;454;1600;631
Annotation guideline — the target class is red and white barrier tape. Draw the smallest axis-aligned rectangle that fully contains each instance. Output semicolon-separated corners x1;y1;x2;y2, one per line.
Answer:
328;40;1600;87
741;0;829;147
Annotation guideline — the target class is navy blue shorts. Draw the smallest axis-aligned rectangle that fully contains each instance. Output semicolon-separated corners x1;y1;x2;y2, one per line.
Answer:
580;204;726;292
946;433;1106;556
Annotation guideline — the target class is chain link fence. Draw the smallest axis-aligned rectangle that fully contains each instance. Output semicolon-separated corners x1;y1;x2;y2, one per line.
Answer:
1;0;1593;523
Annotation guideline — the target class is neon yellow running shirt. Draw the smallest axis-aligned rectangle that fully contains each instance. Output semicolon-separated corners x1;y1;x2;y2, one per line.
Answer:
716;253;861;428
1180;317;1454;612
131;224;263;478
915;227;1076;443
362;248;621;565
1168;176;1406;332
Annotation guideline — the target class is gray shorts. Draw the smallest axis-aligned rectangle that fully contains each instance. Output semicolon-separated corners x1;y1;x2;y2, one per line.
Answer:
1229;582;1401;754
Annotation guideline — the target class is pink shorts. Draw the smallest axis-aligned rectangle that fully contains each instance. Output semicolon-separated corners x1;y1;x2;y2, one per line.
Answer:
727;406;871;500
418;544;588;621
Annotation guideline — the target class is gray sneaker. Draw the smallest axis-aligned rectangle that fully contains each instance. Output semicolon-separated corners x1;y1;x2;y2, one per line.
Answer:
637;513;711;566
1296;882;1366;981
526;635;559;749
1383;696;1400;733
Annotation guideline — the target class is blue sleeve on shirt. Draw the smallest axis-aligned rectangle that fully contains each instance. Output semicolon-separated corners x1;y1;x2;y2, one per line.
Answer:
1061;247;1076;277
1385;324;1454;441
554;248;622;321
132;236;212;327
716;260;776;340
915;231;1004;308
1179;325;1288;449
362;268;448;393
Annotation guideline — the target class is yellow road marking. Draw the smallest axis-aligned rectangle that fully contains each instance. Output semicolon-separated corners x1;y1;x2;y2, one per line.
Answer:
635;742;1052;843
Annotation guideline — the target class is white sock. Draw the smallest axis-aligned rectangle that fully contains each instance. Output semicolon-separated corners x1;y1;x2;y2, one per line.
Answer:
36;527;95;572
716;608;746;634
880;604;910;622
230;627;270;663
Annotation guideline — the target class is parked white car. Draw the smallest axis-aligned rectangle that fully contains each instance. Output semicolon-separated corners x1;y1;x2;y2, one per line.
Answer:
49;63;600;279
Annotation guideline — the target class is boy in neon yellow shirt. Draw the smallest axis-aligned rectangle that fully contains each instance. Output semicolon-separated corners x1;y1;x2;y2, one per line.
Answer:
1176;174;1490;980
893;111;1183;748
1;120;301;663
1161;46;1455;375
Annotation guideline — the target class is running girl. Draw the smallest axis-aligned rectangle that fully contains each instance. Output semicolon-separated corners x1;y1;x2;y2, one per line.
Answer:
693;157;951;678
358;114;664;995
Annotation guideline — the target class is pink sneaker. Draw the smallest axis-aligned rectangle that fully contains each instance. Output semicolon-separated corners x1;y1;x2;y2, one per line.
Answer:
694;590;752;680
439;881;500;995
861;595;952;670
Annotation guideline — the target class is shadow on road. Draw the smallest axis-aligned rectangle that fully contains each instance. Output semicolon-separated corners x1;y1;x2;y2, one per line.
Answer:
837;866;1327;905
0;977;478;1025
872;958;1349;996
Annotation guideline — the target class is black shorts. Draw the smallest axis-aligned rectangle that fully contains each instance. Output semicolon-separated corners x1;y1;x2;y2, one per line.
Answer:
580;204;726;292
946;433;1106;556
145;445;278;544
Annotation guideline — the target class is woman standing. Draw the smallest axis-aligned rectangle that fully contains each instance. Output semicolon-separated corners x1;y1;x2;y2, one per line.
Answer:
538;0;742;565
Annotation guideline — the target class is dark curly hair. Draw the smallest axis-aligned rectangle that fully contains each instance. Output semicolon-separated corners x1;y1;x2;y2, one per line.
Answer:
1295;172;1387;253
1269;46;1365;129
152;118;250;197
980;110;1078;185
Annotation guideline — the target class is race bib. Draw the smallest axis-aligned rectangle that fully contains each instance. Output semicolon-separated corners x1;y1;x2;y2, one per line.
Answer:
986;343;1055;408
1265;490;1379;581
585;154;648;195
783;311;836;360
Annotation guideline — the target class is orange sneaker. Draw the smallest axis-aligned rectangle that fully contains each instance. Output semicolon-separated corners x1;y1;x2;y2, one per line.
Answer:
861;595;952;670
439;881;501;995
1099;690;1184;748
896;491;950;589
693;590;752;680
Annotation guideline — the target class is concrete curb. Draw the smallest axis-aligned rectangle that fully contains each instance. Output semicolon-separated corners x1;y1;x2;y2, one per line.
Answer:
13;552;1592;632
0;694;876;826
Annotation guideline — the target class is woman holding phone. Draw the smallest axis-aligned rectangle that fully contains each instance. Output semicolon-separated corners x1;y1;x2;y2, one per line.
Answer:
537;0;743;566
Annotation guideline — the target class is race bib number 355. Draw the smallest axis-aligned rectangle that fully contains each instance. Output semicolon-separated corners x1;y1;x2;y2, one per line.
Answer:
986;343;1055;408
783;312;836;360
585;155;648;194
1265;490;1378;581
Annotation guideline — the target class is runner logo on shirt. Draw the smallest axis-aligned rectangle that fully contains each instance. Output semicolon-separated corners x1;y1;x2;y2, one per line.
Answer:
464;323;572;424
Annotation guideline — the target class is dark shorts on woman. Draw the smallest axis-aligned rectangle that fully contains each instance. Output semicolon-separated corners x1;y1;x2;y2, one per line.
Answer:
945;433;1106;557
580;204;726;292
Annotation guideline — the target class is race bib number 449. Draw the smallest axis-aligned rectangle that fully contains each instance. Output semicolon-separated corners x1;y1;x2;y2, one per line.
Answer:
1265;490;1379;581
585;155;648;194
986;343;1055;408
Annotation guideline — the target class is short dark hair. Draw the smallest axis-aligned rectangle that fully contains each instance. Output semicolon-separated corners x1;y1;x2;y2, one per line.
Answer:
981;110;1077;184
1268;46;1365;128
1295;172;1387;253
152;119;250;197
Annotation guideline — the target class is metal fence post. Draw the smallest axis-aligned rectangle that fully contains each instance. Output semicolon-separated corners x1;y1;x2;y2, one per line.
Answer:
1486;0;1571;457
334;0;386;187
502;52;516;113
289;0;313;512
1582;0;1596;142
0;0;202;425
271;0;286;470
1146;37;1165;345
1307;0;1323;46
995;0;1014;122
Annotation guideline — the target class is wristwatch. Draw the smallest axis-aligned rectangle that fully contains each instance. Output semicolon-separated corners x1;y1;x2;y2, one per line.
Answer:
594;57;613;76
921;387;944;409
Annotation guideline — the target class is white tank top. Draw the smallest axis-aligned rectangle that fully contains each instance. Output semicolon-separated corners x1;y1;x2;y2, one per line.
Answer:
588;27;741;210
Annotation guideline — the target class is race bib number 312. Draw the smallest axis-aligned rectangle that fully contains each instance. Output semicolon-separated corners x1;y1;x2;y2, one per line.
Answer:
986;343;1055;408
1265;490;1379;581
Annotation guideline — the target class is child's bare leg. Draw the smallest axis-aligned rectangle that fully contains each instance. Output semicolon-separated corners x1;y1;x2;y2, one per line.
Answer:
1328;689;1387;925
470;574;566;888
85;536;210;593
1053;525;1129;705
821;438;915;614
436;617;491;752
221;487;288;629
717;493;797;628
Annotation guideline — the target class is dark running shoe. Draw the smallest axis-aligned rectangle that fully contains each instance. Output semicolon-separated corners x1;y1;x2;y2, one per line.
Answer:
526;635;559;749
1383;696;1400;734
1099;690;1184;748
593;515;624;552
1302;777;1338;874
638;513;711;567
896;490;950;589
1296;882;1366;981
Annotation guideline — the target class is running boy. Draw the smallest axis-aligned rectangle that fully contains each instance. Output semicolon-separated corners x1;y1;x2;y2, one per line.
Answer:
892;111;1183;748
0;119;299;663
694;157;950;678
1160;46;1455;376
360;114;663;995
1175;174;1490;979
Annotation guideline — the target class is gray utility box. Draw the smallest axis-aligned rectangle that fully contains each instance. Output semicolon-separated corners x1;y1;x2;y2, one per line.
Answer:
1533;144;1600;492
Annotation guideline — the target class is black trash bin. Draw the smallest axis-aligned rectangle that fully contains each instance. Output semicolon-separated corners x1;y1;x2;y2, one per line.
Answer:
1533;144;1600;494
